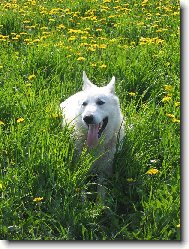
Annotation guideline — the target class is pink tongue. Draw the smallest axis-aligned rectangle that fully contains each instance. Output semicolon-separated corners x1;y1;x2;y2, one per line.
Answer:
87;124;99;147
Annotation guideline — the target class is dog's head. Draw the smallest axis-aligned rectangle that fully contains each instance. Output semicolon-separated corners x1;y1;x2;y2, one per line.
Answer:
79;71;120;148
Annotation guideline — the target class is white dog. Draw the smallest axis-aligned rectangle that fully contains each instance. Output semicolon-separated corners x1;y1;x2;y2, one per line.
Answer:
60;72;124;195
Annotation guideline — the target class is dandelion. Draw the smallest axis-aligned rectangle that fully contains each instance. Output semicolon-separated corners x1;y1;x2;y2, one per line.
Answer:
128;92;136;97
162;96;172;103
175;102;180;107
176;224;180;228
24;39;31;43
23;20;31;24
99;64;107;68
28;74;36;80
52;113;60;118
166;114;175;118
12;37;19;41
57;24;66;29
81;36;88;40
42;31;50;36
145;168;159;175
20;32;28;35
25;25;36;29
0;120;5;125
17;118;24;123
142;0;148;5
98;44;107;49
33;39;40;43
68;36;76;41
88;47;96;52
49;18;55;22
164;85;173;91
77;57;86;61
33;197;44;202
40;26;48;30
172;118;180;123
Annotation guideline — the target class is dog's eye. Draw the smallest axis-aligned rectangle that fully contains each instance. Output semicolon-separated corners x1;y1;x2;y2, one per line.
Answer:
96;100;105;105
82;101;88;106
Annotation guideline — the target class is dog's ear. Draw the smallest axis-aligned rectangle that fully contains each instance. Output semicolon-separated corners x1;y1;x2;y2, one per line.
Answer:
82;71;96;91
106;76;115;94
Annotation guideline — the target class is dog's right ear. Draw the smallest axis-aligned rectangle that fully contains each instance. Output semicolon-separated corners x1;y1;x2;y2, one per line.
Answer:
82;71;96;91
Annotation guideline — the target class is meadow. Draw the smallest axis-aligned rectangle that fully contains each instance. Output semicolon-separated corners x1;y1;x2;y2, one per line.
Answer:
0;0;180;240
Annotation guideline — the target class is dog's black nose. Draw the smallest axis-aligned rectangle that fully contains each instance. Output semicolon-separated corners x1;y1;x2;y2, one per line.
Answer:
83;115;94;124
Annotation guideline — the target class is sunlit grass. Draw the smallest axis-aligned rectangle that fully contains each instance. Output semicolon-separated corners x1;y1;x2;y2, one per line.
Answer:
0;0;180;240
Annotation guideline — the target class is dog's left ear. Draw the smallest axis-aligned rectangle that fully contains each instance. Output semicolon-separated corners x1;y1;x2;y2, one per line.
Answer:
106;76;115;94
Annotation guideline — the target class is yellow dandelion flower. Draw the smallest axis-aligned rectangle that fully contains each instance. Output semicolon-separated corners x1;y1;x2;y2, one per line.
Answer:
42;31;50;36
28;74;36;80
145;168;159;175
24;39;31;43
40;27;48;30
166;114;175;118
98;44;107;49
33;197;44;202
99;64;107;68
162;96;172;103
142;0;148;4
33;39;40;43
164;85;173;91
25;25;36;29
57;24;66;29
172;118;180;123
52;113;60;118
0;120;5;125
17;117;24;123
77;57;86;61
12;37;19;41
68;36;76;41
128;92;136;97
176;224;180;228
23;20;31;24
175;102;180;107
1;35;9;40
88;47;96;52
20;32;27;35
96;28;102;31
81;36;88;40
0;65;3;69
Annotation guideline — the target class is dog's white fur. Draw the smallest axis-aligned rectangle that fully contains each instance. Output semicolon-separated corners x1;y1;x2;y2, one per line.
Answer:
60;72;124;183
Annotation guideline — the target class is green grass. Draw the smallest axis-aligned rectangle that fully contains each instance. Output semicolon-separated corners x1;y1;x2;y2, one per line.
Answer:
0;0;180;240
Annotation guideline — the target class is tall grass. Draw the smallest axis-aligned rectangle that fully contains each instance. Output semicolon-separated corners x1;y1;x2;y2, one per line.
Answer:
0;0;180;240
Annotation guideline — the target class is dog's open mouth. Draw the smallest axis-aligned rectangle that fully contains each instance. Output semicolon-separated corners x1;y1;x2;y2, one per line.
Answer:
87;117;108;147
98;117;108;138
